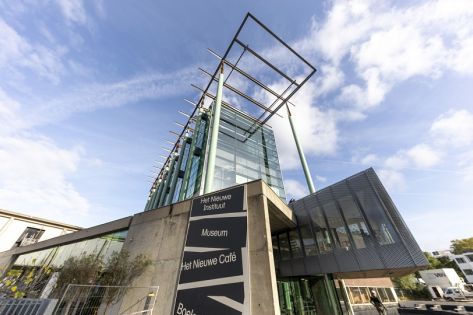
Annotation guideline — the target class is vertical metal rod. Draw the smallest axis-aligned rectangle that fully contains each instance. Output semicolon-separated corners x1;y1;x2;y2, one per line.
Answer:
204;64;224;194
180;118;201;200
287;105;316;194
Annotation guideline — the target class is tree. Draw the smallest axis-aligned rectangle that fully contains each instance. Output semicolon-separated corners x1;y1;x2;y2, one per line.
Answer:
51;250;151;314
52;254;103;314
52;254;103;298
451;237;473;254
391;274;430;300
98;250;151;313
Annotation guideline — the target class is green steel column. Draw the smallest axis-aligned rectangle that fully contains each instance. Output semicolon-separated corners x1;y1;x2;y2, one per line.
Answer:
180;117;201;200
144;189;155;211
152;180;164;208
166;145;184;205
158;160;174;207
287;105;316;194
204;64;224;194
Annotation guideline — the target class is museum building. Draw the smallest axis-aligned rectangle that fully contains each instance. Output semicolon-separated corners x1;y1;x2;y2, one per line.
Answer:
0;13;428;315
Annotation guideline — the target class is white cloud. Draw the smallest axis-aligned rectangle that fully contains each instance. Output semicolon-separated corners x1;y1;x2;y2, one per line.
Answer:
361;109;471;190
384;154;408;170
299;0;473;108
284;179;309;200
407;144;441;169
271;83;339;170
0;88;90;222
0;134;90;222
430;109;473;148
0;88;24;134
260;0;473;174
314;64;345;97
377;169;405;192
315;175;327;183
360;153;378;166
56;0;87;25
0;18;64;83
23;67;198;128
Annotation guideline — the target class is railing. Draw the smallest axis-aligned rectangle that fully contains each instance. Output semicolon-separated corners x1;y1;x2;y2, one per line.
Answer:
0;298;57;315
53;284;159;315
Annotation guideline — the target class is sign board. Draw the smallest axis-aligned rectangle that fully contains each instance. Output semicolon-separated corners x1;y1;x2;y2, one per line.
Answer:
173;185;248;315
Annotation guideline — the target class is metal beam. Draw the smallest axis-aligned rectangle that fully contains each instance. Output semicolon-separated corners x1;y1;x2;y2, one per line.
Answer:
198;67;283;118
234;38;296;84
207;48;296;107
287;105;315;193
204;64;225;194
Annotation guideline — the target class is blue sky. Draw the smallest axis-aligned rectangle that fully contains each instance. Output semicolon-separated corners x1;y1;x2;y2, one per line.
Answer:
1;0;472;251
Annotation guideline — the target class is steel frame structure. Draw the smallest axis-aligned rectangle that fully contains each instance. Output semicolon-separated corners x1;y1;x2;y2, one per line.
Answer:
149;12;316;197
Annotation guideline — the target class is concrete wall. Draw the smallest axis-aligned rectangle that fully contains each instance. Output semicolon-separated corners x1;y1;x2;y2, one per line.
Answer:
0;181;293;315
117;201;191;315
117;180;293;315
247;181;283;315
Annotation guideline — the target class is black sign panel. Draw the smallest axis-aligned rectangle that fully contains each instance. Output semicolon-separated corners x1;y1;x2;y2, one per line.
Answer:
191;185;245;217
174;283;244;315
179;249;243;284
186;217;247;249
173;185;247;314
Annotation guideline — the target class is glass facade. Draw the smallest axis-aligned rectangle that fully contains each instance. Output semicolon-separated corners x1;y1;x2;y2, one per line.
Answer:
273;170;401;261
1;230;127;298
144;104;285;210
13;230;127;269
277;276;343;315
214;106;285;198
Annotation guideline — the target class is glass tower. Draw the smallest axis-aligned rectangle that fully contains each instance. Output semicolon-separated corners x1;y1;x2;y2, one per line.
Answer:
144;103;285;211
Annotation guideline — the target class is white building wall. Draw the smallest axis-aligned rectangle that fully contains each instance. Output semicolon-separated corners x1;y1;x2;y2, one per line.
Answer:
419;268;463;288
452;252;473;284
0;211;80;253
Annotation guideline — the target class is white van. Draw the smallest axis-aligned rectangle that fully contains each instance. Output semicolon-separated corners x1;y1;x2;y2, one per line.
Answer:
443;287;473;301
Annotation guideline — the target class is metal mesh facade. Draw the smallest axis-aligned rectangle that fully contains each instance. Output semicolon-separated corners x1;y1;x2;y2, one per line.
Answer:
272;168;428;278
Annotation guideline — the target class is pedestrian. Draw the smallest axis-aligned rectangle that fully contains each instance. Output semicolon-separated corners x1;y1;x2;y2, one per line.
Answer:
370;290;387;315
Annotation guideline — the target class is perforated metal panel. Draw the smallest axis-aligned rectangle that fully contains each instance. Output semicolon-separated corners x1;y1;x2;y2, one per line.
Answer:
276;168;428;278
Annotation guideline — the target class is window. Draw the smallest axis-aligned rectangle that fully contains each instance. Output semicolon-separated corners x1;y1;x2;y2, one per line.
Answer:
385;288;396;302
354;186;398;245
464;269;473;275
456;258;466;264
288;230;304;258
323;201;351;250
299;225;318;256
337;195;371;249
348;287;396;304
14;227;45;247
272;235;280;261
307;205;332;253
466;254;473;262
279;233;291;260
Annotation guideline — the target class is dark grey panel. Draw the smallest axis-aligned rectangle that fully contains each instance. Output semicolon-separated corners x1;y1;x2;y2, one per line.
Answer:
277;168;428;278
353;247;384;270
364;170;428;267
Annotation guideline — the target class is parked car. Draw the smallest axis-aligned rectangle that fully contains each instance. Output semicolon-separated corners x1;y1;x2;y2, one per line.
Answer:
443;287;473;301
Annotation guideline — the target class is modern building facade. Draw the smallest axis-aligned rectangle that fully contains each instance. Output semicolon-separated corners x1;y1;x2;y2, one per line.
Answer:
0;171;427;315
144;104;285;211
0;13;428;315
0;209;81;253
